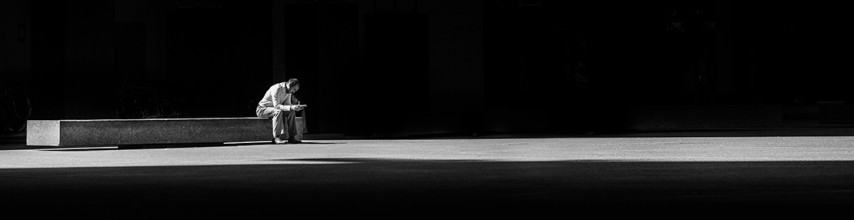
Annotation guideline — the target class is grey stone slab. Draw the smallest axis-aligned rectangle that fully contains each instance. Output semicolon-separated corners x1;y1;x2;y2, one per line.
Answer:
26;117;305;147
26;120;60;146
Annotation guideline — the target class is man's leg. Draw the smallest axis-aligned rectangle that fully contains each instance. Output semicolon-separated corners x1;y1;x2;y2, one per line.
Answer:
256;107;284;139
284;110;302;142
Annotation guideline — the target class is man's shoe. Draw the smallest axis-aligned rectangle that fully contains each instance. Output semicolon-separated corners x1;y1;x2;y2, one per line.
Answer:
273;138;288;144
287;139;302;144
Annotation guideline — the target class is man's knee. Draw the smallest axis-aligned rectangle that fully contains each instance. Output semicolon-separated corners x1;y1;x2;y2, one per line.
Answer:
284;110;296;120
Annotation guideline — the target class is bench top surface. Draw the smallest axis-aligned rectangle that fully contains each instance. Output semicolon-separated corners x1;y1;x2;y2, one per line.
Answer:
31;117;268;122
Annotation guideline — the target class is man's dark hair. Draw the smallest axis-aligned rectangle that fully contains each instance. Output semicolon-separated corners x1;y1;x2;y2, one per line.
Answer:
287;78;300;87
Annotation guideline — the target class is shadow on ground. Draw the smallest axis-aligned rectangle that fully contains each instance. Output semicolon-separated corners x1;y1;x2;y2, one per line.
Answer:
1;158;852;218
0;141;349;152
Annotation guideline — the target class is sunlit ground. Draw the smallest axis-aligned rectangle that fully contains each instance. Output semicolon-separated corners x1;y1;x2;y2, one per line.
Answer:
2;135;854;218
4;136;854;168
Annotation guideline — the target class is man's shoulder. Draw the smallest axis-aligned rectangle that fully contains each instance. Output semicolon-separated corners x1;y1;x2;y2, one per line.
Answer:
268;83;284;90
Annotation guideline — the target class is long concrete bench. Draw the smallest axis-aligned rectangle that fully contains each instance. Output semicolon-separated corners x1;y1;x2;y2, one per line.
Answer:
26;117;305;147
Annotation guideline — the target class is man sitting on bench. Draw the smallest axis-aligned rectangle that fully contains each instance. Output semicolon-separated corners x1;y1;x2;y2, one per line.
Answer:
256;78;307;144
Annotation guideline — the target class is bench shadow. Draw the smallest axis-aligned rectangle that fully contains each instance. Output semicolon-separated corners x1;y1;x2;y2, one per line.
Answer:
36;143;237;151
38;147;121;152
291;141;347;145
37;141;346;152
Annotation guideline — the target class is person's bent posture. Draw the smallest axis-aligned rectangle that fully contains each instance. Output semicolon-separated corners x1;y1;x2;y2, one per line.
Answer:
256;78;306;144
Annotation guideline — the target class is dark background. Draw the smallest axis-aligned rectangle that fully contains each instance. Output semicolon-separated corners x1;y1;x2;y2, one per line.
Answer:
2;0;853;137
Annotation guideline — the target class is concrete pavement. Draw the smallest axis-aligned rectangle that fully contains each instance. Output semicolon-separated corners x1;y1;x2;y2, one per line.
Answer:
2;133;854;218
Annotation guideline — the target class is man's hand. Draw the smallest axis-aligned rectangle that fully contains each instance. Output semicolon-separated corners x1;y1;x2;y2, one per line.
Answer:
292;104;307;111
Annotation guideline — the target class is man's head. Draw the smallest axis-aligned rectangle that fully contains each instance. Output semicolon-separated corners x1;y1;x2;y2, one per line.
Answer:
285;78;300;93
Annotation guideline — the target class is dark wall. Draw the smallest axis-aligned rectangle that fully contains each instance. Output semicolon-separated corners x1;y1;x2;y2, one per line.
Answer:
64;0;117;119
0;0;31;84
24;0;272;120
163;2;272;117
729;1;853;104
482;0;854;133
280;3;359;134
6;0;853;136
278;0;484;135
27;0;118;119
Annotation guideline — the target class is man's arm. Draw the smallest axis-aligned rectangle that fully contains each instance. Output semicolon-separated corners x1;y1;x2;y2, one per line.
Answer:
272;85;304;111
271;85;291;111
